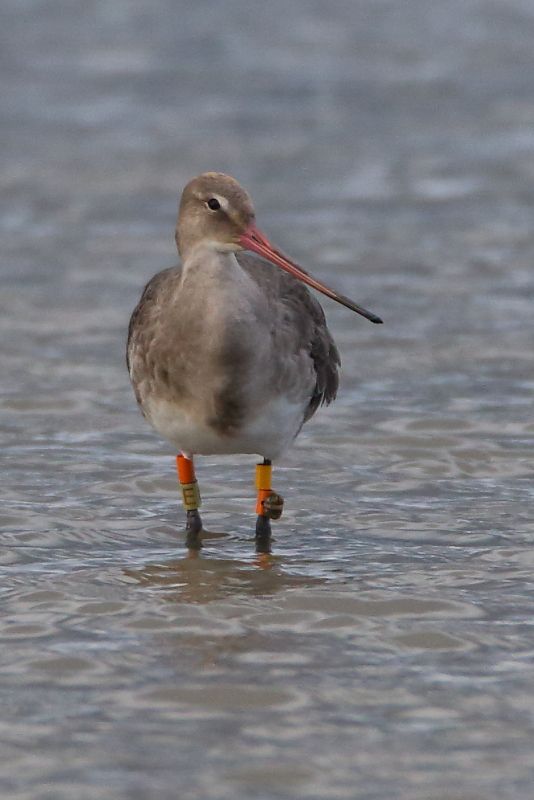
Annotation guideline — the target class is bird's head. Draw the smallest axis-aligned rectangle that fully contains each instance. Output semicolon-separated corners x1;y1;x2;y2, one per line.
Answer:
175;172;383;324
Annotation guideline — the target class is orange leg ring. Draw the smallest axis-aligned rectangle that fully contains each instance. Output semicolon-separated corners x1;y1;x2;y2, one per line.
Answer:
255;463;273;515
176;454;196;484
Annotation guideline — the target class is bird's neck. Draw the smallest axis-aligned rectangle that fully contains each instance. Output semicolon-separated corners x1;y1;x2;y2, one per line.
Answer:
181;245;247;288
177;247;263;356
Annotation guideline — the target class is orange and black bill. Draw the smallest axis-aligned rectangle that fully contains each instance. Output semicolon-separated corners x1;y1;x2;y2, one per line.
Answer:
239;225;383;324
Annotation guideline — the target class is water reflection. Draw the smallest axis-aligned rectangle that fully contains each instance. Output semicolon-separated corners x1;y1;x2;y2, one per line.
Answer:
124;553;324;604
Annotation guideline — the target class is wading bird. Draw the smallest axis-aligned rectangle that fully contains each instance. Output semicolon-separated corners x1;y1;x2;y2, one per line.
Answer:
127;173;382;552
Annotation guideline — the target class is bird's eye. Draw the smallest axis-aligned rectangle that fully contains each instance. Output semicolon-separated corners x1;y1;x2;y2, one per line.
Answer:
206;198;221;211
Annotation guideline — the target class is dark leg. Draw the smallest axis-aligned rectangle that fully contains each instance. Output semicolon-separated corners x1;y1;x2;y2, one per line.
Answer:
176;455;203;551
185;509;202;550
254;458;284;554
255;513;272;554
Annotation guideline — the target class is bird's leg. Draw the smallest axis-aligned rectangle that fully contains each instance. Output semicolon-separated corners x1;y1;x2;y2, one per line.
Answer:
255;459;284;554
176;454;202;550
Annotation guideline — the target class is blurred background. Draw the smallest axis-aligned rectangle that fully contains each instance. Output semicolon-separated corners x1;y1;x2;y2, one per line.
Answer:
2;1;534;798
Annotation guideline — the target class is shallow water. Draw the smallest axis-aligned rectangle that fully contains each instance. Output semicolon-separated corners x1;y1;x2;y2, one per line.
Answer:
2;0;534;798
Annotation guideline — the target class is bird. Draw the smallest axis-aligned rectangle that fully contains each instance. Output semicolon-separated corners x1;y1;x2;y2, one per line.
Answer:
127;172;382;552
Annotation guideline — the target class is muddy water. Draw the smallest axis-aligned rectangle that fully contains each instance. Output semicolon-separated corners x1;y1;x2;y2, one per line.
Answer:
2;0;534;798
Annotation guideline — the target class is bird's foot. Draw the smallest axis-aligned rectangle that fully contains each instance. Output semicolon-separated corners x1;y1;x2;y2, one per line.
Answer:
261;492;284;521
185;509;203;550
255;492;283;553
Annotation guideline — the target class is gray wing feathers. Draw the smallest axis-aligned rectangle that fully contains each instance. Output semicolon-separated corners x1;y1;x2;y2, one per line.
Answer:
236;253;340;422
126;266;181;410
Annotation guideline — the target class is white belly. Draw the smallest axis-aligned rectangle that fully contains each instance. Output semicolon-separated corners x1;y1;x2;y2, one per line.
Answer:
145;394;308;460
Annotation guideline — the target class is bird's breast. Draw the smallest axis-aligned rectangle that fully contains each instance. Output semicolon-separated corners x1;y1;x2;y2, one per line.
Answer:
165;251;273;434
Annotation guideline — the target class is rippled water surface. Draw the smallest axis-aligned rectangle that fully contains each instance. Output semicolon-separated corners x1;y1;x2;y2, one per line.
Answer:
2;1;534;798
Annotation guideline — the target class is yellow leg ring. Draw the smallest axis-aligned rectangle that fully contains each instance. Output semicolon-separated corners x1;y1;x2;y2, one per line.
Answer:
181;481;202;511
255;463;272;491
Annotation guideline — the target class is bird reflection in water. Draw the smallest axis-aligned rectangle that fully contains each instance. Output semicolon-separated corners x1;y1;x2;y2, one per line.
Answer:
124;551;323;605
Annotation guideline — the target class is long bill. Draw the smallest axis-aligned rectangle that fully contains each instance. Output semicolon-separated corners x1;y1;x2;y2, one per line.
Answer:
239;224;383;324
